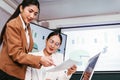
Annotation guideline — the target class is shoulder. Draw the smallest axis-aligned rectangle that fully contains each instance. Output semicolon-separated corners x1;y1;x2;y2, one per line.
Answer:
53;52;63;57
7;16;22;29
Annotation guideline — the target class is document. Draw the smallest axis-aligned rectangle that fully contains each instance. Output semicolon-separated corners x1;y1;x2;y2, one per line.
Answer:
46;59;79;72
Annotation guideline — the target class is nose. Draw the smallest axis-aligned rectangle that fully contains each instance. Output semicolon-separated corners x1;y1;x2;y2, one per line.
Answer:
30;13;35;19
51;43;55;48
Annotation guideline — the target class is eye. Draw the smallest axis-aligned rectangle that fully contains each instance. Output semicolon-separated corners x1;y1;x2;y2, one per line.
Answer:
49;39;54;43
55;42;60;47
29;9;33;13
34;12;38;16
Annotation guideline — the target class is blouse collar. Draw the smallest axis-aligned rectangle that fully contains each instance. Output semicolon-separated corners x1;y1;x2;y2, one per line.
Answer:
19;14;27;30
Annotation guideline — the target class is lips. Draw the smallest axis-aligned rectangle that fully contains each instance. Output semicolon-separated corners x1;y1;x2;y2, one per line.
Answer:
27;18;32;22
49;47;54;51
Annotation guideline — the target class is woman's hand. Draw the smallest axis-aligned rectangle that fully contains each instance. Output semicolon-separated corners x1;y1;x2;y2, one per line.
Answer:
67;65;77;76
40;56;55;67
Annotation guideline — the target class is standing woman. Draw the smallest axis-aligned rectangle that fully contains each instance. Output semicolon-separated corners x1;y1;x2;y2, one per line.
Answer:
0;0;54;80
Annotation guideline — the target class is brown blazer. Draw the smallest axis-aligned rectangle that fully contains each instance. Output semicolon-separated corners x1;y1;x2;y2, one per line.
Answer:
0;16;41;79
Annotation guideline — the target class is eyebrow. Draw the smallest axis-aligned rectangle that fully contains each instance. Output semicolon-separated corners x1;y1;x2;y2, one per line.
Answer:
29;8;38;14
50;39;60;43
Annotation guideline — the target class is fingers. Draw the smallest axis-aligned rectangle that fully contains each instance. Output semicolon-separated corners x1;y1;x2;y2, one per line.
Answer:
70;65;77;71
40;56;56;67
67;64;77;75
44;57;56;66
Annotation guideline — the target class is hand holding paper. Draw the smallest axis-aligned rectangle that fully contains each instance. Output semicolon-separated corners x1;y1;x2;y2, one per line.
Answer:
67;64;77;75
46;59;79;72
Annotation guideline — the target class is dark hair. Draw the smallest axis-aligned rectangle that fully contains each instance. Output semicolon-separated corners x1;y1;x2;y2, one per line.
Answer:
47;31;62;45
0;0;40;45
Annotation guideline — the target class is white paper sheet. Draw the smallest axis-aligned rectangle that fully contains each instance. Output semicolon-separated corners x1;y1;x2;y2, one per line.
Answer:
46;59;79;72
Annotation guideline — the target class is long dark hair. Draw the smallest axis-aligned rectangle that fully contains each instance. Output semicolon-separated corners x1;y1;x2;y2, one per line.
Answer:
0;0;40;45
47;31;63;45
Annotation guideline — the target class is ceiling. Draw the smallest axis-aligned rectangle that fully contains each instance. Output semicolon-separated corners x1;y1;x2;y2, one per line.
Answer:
4;0;120;21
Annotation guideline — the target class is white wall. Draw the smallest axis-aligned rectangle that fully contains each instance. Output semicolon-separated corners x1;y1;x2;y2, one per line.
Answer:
0;7;11;33
0;0;14;33
0;0;14;14
45;13;120;29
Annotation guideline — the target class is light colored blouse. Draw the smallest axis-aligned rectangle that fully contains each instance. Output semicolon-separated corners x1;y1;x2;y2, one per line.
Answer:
25;50;71;80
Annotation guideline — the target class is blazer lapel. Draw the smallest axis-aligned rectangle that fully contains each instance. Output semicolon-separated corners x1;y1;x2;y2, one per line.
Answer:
17;16;29;53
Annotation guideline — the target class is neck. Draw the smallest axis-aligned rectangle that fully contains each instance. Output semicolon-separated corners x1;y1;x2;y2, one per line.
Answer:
19;14;29;26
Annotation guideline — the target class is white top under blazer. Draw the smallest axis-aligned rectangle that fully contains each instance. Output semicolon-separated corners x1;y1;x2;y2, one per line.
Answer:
25;50;71;80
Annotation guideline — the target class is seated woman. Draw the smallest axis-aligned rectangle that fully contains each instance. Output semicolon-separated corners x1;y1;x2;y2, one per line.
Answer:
25;31;77;80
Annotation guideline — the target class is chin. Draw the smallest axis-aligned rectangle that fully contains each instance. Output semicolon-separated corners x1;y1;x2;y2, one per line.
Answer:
48;51;54;54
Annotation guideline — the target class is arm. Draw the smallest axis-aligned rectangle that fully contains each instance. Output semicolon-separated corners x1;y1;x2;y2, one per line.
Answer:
55;54;77;80
6;21;54;68
6;22;41;68
57;65;77;80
